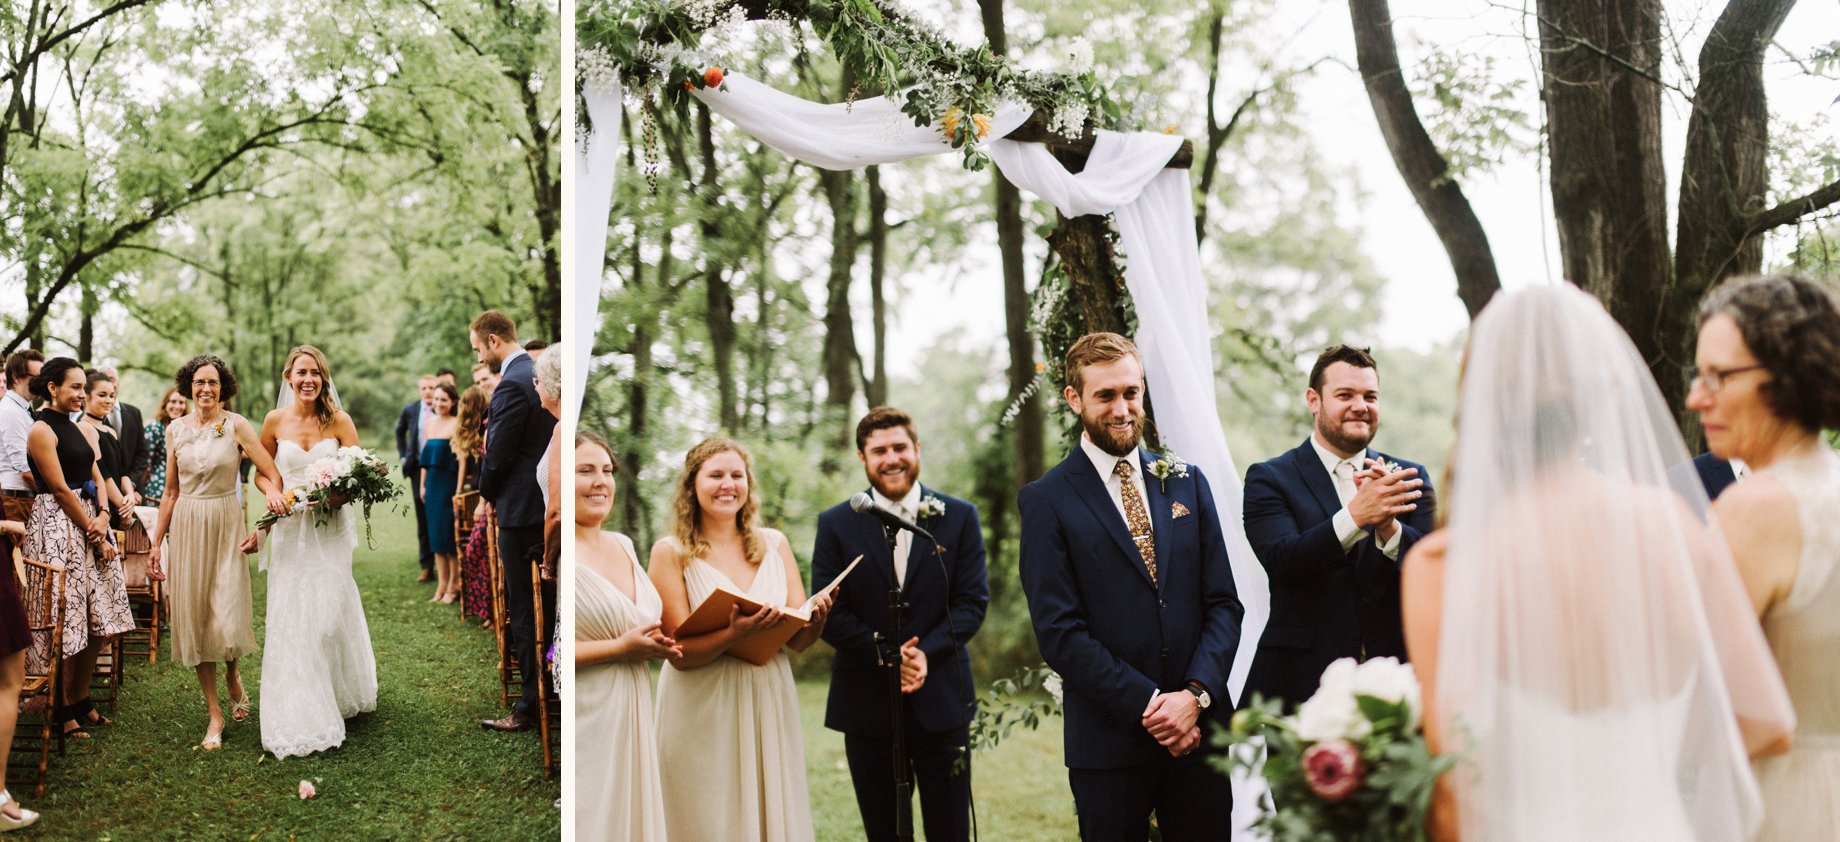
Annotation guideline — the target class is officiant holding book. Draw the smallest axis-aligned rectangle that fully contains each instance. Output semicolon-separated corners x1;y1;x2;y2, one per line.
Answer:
812;407;989;842
649;436;833;841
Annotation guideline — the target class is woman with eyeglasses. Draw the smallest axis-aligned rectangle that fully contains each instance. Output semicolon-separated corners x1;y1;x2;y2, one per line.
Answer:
1688;274;1840;840
148;355;288;750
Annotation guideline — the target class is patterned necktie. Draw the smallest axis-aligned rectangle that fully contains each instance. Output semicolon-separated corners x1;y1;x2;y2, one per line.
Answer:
1114;459;1157;585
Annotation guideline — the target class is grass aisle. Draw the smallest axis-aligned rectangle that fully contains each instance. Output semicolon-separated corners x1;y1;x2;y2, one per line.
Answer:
799;679;1078;841
29;501;560;840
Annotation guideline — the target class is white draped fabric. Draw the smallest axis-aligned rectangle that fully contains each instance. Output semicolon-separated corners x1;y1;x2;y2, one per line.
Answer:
572;85;623;426
573;71;1271;833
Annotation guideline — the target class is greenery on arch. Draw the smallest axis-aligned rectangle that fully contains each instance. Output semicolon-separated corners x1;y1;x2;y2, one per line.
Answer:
577;0;1123;167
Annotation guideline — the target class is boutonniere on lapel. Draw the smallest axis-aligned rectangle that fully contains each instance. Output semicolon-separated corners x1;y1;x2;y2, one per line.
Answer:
1170;501;1191;519
917;493;946;520
1380;459;1404;475
1145;451;1189;492
210;419;228;438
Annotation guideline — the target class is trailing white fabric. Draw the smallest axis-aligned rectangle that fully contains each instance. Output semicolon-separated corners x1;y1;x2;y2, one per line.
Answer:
571;84;622;427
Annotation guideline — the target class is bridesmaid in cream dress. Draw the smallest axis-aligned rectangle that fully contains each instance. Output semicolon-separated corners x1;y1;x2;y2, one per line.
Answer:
649;437;833;842
149;355;288;750
574;433;677;841
1691;275;1840;839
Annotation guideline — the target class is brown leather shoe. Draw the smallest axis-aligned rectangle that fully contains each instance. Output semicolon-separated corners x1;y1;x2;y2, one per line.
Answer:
479;711;536;732
417;569;434;583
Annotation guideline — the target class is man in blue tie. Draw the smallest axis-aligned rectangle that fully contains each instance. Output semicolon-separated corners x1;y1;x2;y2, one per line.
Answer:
1019;332;1243;841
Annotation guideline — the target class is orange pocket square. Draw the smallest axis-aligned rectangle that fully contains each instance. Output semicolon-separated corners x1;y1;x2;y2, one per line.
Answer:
1171;502;1191;519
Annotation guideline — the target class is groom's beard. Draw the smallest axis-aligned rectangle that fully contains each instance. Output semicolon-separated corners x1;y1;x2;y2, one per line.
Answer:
1082;413;1144;456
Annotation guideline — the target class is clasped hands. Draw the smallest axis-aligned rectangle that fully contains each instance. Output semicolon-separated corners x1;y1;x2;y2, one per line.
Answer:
1348;460;1423;542
1143;690;1201;757
617;622;682;662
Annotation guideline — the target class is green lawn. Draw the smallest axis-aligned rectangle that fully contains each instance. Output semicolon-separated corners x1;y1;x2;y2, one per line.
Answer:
23;495;560;840
798;679;1078;841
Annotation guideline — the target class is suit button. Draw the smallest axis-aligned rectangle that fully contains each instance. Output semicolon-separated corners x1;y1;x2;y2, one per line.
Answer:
1160;648;1169;659
1159;599;1167;609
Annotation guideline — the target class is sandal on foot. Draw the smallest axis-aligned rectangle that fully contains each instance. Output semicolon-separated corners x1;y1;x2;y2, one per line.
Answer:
231;698;251;722
0;789;39;831
200;726;223;750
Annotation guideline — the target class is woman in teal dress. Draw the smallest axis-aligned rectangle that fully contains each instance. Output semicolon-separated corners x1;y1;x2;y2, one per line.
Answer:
419;383;460;604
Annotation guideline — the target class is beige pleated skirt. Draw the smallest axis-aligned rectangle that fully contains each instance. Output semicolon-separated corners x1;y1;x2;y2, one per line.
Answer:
167;491;256;667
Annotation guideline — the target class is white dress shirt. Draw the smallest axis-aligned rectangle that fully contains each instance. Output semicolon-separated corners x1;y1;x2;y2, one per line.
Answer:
1731;458;1750;482
0;391;33;491
870;483;923;587
1310;435;1402;560
1080;433;1152;535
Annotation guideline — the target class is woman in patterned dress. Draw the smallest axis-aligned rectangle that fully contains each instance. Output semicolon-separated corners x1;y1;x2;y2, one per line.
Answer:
140;386;188;501
455;385;493;624
0;518;40;830
148;355;288;749
23;358;133;740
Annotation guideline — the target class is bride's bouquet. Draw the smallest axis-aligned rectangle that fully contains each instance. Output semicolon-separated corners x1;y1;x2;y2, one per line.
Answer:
1218;657;1457;841
255;446;401;546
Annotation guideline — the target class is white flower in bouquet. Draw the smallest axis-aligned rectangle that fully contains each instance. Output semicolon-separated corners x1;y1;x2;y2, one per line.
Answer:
1347;657;1421;731
1043;672;1063;707
306;459;339;489
1296;658;1368;740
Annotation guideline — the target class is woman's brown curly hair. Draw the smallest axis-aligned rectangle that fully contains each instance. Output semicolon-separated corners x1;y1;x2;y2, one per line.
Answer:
176;354;239;402
671;437;764;566
1700;274;1840;432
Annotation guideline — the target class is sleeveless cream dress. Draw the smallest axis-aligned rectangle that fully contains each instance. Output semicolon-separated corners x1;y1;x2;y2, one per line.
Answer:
655;528;814;841
1752;443;1840;840
575;531;667;841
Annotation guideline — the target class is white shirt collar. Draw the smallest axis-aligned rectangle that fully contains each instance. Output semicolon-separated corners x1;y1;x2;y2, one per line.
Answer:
1731;458;1749;480
1080;432;1140;478
501;347;529;371
870;482;923;516
2;391;28;412
1310;434;1366;478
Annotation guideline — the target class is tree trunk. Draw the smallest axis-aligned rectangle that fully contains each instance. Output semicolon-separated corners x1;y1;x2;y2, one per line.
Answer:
1349;0;1501;318
981;0;1046;485
78;280;96;363
1047;215;1132;350
819;164;861;460
698;104;739;432
865;165;889;409
1664;0;1798;448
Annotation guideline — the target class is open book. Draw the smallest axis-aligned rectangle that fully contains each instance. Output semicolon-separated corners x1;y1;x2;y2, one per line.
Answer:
673;554;863;666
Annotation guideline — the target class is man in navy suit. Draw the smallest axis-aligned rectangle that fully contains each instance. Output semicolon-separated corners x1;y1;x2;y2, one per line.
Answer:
471;311;557;732
395;374;437;582
1692;451;1744;500
813;407;988;842
1019;332;1243;841
1242;345;1433;710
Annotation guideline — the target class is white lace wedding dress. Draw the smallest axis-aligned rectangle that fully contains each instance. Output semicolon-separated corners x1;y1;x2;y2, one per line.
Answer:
260;439;379;758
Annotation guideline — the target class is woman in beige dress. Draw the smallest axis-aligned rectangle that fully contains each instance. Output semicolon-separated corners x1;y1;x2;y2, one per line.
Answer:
649;437;833;842
575;432;677;841
1689;274;1840;839
149;355;287;749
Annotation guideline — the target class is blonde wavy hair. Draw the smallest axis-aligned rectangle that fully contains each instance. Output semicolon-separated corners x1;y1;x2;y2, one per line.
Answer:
454;385;489;460
672;437;765;566
282;345;340;428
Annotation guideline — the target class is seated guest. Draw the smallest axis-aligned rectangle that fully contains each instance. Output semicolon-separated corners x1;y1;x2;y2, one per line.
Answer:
650;437;833;840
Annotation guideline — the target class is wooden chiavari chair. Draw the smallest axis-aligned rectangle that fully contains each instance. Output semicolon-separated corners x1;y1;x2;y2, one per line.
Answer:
12;547;64;796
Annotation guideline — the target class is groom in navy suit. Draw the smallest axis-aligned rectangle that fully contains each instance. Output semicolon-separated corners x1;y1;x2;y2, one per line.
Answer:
1019;332;1243;841
812;407;988;842
471;311;557;732
1243;345;1433;709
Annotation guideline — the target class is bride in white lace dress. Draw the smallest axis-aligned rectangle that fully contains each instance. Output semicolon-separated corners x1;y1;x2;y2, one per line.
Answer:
253;346;379;758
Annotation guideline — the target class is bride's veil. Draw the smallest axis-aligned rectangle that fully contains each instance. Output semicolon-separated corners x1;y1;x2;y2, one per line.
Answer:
1436;284;1793;839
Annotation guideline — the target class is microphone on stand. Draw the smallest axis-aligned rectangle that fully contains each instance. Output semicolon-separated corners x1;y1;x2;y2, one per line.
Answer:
849;492;935;542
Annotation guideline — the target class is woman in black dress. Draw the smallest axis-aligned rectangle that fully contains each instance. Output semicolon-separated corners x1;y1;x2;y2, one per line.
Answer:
25;358;132;741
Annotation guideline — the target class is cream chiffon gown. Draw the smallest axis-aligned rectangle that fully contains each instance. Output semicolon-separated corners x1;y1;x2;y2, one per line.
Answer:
1752;443;1840;840
576;531;667;841
167;414;258;667
656;528;814;841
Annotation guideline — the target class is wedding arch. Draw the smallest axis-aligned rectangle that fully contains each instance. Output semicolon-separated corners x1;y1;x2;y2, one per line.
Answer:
575;0;1272;708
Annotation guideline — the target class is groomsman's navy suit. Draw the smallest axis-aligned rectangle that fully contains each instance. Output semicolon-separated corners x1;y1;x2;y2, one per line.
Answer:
1242;439;1435;709
394;398;432;574
1693;452;1740;501
812;485;988;842
477;349;556;715
1019;443;1243;841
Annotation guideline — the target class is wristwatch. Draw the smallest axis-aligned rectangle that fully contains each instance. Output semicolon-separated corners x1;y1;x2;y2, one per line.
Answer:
1186;682;1212;710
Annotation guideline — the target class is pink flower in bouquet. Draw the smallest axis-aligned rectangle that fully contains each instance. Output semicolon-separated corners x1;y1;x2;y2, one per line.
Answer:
1301;739;1366;803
